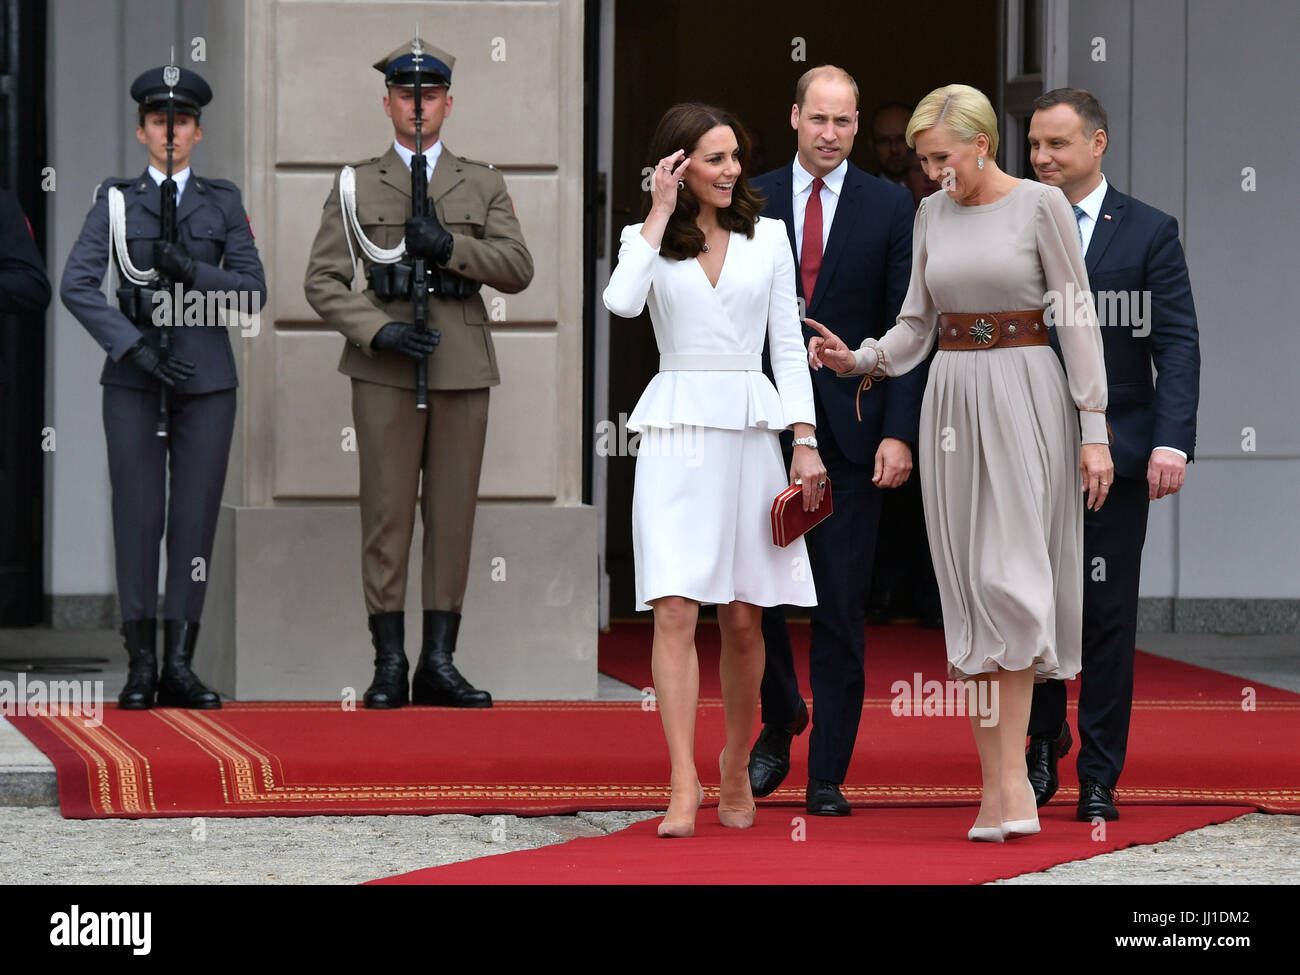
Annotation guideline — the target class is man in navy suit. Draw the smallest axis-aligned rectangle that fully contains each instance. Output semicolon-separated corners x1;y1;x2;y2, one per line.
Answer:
747;66;925;815
1026;88;1200;820
0;188;50;313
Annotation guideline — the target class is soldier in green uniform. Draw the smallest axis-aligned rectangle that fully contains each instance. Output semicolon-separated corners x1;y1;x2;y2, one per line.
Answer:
304;37;533;708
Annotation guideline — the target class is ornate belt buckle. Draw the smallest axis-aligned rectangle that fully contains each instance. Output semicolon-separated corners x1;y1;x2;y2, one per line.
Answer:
970;316;998;347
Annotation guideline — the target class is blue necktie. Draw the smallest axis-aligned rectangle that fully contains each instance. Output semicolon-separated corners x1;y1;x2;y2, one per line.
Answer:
1072;204;1086;248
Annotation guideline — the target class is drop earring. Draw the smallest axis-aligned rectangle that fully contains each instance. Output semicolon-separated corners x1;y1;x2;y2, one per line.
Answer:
977;156;984;169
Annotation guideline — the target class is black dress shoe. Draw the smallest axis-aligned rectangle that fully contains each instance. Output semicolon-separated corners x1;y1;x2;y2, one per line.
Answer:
412;610;492;708
118;619;158;710
1026;720;1072;806
748;697;809;797
1077;778;1119;821
364;611;409;709
806;778;851;816
156;620;221;709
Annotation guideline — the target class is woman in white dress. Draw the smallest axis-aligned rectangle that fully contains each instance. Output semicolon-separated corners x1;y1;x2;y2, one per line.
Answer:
808;85;1114;841
604;103;827;837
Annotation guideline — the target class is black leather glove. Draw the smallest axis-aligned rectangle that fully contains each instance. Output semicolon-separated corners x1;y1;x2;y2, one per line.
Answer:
151;240;197;285
371;321;441;361
405;214;454;266
127;339;197;387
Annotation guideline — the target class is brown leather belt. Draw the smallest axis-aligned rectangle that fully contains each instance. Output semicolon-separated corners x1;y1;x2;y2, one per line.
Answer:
937;310;1048;350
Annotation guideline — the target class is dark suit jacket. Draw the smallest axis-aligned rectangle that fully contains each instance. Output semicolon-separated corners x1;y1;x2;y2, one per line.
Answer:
753;160;925;465
1049;183;1200;480
60;170;266;395
0;188;50;313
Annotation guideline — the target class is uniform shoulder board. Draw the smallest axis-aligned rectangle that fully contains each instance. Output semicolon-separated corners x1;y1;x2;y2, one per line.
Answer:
93;177;133;204
458;156;497;171
201;177;240;193
349;156;382;169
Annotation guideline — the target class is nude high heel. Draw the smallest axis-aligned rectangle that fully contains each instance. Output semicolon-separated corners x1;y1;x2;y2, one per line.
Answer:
1000;815;1041;839
657;780;704;838
718;749;756;829
967;825;1005;843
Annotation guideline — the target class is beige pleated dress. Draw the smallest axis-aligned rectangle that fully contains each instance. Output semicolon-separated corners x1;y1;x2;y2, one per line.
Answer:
845;180;1108;680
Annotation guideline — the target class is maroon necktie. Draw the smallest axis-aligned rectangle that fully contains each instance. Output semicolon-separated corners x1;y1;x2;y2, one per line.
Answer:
801;176;824;301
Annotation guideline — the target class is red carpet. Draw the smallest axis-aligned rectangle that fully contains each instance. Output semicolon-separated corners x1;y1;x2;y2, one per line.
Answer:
370;804;1257;885
6;624;1297;818
602;621;1300;812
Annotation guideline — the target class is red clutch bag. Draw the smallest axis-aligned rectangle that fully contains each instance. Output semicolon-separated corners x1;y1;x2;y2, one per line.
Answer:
770;479;833;547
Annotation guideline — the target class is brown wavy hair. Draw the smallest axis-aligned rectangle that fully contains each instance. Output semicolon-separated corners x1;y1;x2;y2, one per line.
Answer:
643;103;764;260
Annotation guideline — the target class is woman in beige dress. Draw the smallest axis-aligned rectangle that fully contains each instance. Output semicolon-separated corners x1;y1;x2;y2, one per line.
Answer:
808;85;1113;841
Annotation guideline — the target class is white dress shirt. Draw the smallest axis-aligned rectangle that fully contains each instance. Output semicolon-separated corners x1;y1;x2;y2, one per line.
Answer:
147;165;191;203
1073;173;1108;255
393;139;443;179
792;156;847;261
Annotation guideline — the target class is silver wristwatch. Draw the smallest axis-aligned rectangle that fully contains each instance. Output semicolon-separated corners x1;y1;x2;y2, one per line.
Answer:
792;436;818;449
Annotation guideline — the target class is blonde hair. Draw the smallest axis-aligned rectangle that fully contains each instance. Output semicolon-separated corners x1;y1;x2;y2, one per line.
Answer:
906;84;999;158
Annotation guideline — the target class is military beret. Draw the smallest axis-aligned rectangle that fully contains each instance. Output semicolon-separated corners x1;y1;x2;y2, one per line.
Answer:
130;65;212;115
373;37;454;88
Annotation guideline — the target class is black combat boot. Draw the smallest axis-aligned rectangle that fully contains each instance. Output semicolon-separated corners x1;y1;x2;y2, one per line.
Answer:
118;619;158;710
411;610;492;708
364;611;409;709
157;620;222;709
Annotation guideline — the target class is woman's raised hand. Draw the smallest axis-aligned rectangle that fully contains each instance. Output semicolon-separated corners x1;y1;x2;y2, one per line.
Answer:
651;150;691;216
805;317;858;374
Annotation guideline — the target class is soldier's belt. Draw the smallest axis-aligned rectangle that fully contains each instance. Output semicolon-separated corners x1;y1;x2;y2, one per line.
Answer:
366;261;483;301
117;285;166;328
937;310;1048;350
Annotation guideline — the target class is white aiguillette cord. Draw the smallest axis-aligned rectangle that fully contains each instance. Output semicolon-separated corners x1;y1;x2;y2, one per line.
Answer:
106;186;158;287
338;166;408;289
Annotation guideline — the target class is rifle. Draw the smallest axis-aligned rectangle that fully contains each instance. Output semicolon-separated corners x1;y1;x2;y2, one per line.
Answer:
409;33;430;412
155;54;180;438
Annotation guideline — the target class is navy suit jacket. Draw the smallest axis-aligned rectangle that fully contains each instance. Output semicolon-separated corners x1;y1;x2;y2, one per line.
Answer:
1049;183;1200;480
753;161;925;466
0;188;50;314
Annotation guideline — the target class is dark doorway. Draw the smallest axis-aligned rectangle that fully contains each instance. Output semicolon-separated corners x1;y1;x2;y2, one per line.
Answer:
0;0;48;624
604;0;999;617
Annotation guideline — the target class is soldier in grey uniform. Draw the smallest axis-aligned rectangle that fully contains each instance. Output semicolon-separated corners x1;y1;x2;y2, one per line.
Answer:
60;65;266;709
305;37;533;708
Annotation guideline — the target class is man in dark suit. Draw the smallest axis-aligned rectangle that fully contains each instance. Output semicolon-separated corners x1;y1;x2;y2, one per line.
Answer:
748;65;925;815
61;64;266;710
1027;88;1200;820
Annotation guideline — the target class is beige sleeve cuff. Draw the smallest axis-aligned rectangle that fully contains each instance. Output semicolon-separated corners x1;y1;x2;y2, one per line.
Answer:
1079;409;1109;445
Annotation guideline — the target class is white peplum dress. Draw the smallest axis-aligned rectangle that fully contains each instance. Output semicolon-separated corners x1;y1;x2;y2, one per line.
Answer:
845;181;1109;680
603;217;818;612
